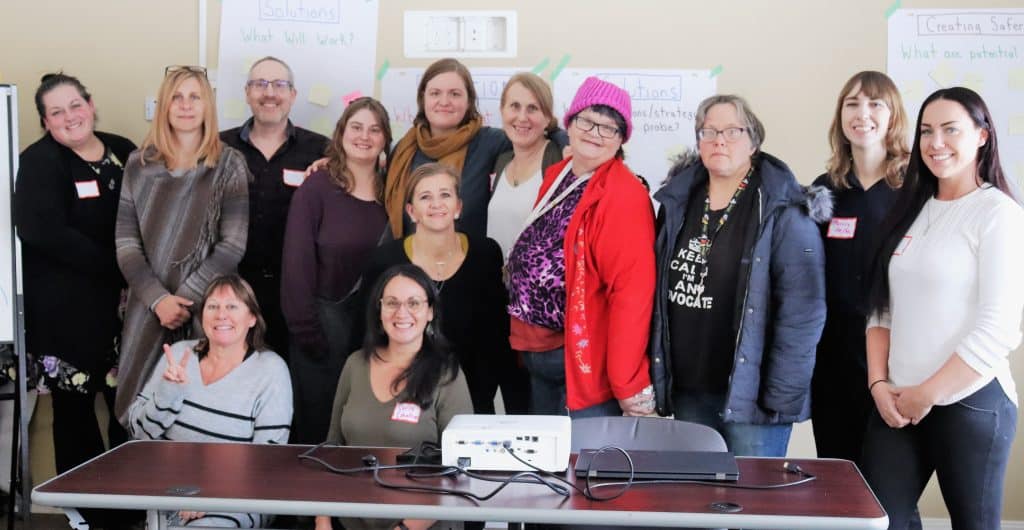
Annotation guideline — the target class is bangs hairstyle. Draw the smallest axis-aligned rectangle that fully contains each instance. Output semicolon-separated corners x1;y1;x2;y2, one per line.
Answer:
141;69;222;168
34;72;93;128
501;72;559;134
194;274;267;358
414;58;481;130
694;94;766;153
867;87;1014;316
404;162;461;204
324;97;393;202
826;71;910;189
362;264;459;408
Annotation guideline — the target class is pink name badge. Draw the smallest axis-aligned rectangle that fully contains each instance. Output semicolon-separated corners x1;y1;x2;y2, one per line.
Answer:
283;169;306;188
827;217;857;239
391;402;422;424
75;180;101;199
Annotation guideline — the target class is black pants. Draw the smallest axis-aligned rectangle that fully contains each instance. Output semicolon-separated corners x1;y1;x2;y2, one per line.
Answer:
861;380;1016;530
52;375;138;527
811;317;872;463
289;296;357;444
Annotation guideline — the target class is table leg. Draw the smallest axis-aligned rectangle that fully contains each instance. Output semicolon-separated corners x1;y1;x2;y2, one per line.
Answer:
62;508;87;529
147;509;165;530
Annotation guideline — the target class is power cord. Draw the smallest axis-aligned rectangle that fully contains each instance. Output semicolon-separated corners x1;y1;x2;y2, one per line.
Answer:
298;442;573;501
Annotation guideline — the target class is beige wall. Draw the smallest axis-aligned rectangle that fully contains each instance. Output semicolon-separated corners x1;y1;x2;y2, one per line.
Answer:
5;0;1024;520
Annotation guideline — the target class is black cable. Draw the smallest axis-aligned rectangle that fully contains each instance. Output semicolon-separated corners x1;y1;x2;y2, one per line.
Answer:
502;442;635;501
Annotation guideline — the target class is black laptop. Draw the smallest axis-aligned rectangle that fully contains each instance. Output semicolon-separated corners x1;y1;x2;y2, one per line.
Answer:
574;449;740;481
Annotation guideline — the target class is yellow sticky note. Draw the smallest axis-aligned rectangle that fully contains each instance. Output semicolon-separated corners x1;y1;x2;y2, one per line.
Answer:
929;61;957;88
1009;69;1024;92
240;56;259;76
308;83;332;107
962;72;984;93
1008;115;1024;136
224;99;247;120
310;115;334;137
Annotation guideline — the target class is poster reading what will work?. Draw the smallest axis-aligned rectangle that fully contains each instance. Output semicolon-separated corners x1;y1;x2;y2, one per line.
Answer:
888;9;1024;189
216;0;380;138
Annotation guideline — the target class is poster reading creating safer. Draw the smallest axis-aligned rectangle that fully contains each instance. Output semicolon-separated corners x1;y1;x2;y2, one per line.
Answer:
888;9;1024;187
216;0;380;137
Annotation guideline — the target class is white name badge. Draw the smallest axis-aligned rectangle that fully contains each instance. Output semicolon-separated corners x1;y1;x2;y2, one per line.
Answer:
827;217;857;239
282;169;306;188
75;180;101;199
391;402;422;424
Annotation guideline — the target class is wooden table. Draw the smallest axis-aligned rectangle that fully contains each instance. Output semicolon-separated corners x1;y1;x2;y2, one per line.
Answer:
33;440;887;529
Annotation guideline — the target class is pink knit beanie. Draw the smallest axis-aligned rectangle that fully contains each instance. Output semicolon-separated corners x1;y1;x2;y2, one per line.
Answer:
563;76;633;141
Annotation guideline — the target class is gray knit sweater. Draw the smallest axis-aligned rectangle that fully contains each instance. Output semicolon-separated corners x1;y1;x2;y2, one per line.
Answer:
114;146;250;424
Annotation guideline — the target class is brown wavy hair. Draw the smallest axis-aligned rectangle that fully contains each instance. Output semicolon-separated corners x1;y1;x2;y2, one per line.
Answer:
826;71;910;189
324;97;392;202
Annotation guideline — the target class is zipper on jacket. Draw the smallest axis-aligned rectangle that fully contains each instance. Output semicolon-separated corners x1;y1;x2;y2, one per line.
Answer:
725;188;763;416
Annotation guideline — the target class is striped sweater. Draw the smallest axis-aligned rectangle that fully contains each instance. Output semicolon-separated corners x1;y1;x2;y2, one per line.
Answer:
128;340;292;443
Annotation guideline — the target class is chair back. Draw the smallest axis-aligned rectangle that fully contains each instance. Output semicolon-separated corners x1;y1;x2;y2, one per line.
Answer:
571;416;727;452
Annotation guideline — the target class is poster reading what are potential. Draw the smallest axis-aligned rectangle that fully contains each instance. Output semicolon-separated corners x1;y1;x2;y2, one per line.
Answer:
888;9;1024;188
216;0;379;138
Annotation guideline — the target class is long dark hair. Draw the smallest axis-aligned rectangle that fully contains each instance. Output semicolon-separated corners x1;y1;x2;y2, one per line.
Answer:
867;87;1013;314
362;264;459;407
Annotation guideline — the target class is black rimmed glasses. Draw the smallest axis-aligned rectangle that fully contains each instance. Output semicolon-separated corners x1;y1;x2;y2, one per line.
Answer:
573;115;621;139
164;65;208;78
698;127;748;143
381;297;428;314
246;79;294;91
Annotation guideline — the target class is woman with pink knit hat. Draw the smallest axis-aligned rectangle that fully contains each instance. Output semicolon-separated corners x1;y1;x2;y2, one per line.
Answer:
505;76;656;418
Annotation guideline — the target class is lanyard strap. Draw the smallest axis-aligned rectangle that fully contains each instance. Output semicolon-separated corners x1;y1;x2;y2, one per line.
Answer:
522;163;592;229
697;167;752;260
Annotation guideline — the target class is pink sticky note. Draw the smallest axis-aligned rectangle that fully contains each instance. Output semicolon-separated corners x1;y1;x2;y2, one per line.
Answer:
342;90;364;107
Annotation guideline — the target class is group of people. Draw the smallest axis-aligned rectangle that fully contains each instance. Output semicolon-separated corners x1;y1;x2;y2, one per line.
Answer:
12;54;1022;530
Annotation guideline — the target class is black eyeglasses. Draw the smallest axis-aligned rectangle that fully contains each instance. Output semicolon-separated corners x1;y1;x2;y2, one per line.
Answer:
246;79;294;91
573;115;621;139
165;65;208;78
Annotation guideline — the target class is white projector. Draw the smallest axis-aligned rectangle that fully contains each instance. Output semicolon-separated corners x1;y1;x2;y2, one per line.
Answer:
441;414;571;472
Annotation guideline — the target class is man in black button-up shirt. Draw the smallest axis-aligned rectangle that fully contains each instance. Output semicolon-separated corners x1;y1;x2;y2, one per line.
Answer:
220;56;328;359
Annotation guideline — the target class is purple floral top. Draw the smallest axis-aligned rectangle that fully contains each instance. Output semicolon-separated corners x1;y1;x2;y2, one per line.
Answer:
506;170;589;330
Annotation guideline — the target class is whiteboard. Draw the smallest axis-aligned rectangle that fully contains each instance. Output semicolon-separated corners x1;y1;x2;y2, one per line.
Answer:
0;85;18;342
380;67;716;196
554;69;715;194
888;9;1024;189
215;0;380;138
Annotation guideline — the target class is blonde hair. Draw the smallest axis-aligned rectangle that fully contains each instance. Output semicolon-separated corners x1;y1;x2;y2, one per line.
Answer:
141;69;222;168
500;72;558;134
826;71;910;189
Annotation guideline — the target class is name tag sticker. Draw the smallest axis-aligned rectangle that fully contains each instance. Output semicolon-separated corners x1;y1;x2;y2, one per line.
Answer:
827;217;857;239
282;169;306;188
894;235;912;256
75;180;101;199
391;402;422;424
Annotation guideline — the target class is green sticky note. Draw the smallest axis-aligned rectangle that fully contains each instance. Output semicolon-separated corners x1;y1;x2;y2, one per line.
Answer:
709;65;724;78
885;0;902;19
549;54;571;81
376;59;390;81
531;57;550;75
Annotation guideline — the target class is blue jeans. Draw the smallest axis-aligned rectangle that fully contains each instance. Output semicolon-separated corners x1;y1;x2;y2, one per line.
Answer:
861;380;1016;530
672;390;792;456
521;347;568;415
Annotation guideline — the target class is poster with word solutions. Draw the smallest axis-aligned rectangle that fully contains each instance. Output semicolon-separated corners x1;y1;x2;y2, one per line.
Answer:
217;0;379;138
553;69;716;195
888;9;1024;188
